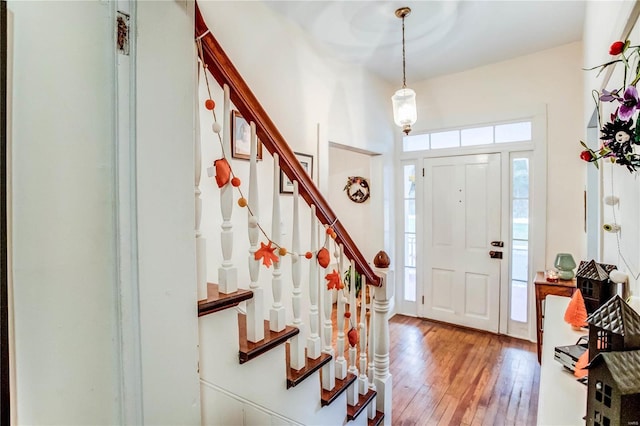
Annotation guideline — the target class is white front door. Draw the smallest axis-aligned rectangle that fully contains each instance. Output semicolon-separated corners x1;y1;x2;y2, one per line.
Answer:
422;153;502;333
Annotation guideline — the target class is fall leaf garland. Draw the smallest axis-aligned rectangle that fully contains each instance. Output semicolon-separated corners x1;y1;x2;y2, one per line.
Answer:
197;38;346;282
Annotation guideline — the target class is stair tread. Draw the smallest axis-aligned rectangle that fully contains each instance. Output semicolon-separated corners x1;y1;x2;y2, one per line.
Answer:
320;373;357;407
285;345;332;389
368;410;384;426
198;283;253;317
238;314;299;364
347;388;377;421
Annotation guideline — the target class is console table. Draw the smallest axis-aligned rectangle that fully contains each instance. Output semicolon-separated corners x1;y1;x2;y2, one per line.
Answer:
534;271;577;363
537;295;586;425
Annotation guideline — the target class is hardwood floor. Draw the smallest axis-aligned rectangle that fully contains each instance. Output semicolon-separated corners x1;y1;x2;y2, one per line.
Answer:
389;315;540;426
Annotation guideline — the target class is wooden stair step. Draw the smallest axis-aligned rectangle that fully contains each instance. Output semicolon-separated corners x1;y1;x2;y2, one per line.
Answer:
347;388;377;421
238;314;299;364
320;373;357;407
285;344;332;389
368;410;384;426
198;283;253;317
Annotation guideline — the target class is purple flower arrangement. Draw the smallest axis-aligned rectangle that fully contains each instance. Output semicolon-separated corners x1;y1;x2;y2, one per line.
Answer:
580;40;640;172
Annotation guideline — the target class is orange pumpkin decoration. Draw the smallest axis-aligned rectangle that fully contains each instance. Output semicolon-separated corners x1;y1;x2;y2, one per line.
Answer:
317;248;330;268
348;327;359;347
214;158;231;188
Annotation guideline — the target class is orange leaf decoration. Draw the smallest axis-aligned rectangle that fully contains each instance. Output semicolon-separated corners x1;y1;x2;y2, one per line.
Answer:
574;349;589;378
214;158;231;188
255;241;279;268
325;269;341;290
317;248;330;268
348;327;359;347
564;289;588;329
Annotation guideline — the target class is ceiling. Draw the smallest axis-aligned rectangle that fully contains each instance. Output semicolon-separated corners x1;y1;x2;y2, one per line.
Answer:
264;1;586;86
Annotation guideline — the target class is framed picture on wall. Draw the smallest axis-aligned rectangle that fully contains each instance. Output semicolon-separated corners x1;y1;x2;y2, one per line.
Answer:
280;152;313;194
231;110;262;160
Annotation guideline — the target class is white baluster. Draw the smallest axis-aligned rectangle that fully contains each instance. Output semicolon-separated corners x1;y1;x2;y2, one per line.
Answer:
359;277;369;395
347;260;359;405
373;268;394;425
218;85;237;293
335;244;347;380
289;181;305;370
246;122;263;343
307;205;321;359
367;288;377;420
321;229;335;391
270;153;285;332
195;66;207;301
368;289;376;389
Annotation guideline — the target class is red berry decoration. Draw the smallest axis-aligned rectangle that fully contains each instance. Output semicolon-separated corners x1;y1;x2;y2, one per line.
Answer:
205;99;215;110
326;227;333;235
344;312;351;319
609;40;626;56
305;252;313;259
231;177;241;187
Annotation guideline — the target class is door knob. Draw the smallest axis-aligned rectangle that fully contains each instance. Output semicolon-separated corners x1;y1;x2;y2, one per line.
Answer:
491;241;504;247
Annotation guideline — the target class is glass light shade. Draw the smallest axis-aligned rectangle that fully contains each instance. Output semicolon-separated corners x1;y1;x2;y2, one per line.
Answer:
392;87;417;134
554;253;577;280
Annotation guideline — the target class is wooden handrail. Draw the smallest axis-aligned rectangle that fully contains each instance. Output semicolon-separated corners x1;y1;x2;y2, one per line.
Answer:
195;4;380;286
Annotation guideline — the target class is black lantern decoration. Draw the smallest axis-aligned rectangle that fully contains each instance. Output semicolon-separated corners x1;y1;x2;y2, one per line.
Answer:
585;350;640;426
576;260;617;314
586;295;640;362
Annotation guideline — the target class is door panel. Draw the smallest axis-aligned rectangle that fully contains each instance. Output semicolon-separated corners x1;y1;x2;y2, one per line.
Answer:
423;153;501;332
432;268;455;313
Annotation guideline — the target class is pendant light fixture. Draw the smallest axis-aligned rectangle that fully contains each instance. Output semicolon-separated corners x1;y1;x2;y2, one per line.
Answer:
391;6;417;135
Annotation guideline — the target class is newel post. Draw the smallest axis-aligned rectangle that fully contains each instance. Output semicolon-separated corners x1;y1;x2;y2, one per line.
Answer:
373;251;393;425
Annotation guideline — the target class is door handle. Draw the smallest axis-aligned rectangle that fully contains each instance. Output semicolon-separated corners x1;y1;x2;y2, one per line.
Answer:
489;251;503;259
491;241;504;247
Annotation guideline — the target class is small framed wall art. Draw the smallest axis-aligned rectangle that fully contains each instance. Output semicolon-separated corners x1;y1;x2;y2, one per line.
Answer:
280;152;313;194
231;110;262;160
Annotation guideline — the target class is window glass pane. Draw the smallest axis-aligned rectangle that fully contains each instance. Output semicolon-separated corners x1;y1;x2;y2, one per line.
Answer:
495;121;532;143
404;267;416;301
512;246;528;281
513;198;529;220
404;234;416;267
461;126;493;146
510;279;527;322
513;220;528;240
403;134;429;152
403;165;416;198
513;158;530;198
430;130;460;149
405;200;415;233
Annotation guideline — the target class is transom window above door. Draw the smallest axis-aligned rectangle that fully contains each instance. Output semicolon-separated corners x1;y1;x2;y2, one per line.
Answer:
403;121;532;152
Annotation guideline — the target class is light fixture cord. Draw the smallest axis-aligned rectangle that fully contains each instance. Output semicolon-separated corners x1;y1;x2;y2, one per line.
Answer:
401;14;407;88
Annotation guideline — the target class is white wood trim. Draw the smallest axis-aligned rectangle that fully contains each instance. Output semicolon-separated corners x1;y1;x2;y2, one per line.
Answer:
114;1;144;423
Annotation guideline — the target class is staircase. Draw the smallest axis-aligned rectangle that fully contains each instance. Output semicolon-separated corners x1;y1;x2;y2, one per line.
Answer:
194;4;393;425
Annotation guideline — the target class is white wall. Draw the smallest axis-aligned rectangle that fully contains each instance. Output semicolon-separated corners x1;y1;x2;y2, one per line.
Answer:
583;1;640;297
328;146;382;264
136;2;201;424
411;42;584;270
8;2;120;423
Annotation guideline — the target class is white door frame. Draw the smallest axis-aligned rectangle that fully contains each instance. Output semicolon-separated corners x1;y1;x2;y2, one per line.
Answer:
395;108;547;342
